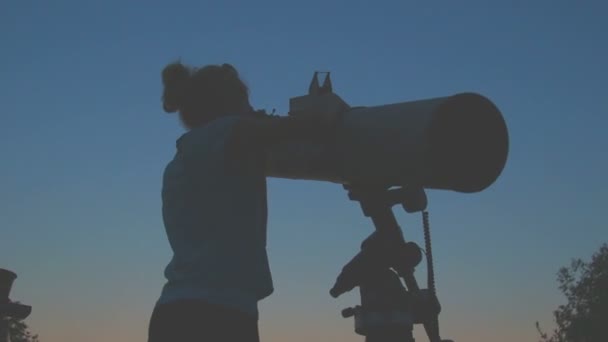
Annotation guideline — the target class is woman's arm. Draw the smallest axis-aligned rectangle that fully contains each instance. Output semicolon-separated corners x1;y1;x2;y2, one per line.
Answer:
229;113;332;147
226;93;348;163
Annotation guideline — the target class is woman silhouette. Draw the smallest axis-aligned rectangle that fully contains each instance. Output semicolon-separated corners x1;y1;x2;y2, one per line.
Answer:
148;61;347;342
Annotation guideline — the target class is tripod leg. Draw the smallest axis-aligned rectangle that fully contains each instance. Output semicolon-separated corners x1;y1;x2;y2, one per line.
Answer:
423;317;442;342
0;319;8;342
366;328;415;342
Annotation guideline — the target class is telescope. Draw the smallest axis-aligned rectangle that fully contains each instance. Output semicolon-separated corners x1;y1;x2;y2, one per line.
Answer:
265;72;509;342
266;72;508;193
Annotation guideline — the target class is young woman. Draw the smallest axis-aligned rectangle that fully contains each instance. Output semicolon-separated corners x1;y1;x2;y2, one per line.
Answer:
148;62;347;342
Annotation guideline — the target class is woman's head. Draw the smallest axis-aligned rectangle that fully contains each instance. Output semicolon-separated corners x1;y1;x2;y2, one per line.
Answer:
161;61;251;129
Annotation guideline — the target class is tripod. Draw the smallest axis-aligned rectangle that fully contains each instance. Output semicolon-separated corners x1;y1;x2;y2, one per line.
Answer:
329;185;453;342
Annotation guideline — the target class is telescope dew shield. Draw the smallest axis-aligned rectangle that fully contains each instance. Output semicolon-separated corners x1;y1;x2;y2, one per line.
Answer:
425;93;508;193
265;92;509;193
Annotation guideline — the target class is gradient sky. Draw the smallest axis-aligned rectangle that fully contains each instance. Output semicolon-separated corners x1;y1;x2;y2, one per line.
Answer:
1;1;607;341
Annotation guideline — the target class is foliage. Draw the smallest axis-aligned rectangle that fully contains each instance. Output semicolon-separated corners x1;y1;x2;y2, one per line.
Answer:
8;317;39;342
537;243;608;342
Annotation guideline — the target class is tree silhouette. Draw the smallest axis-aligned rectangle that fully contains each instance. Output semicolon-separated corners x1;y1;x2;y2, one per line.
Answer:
2;301;39;342
537;243;608;342
8;316;39;342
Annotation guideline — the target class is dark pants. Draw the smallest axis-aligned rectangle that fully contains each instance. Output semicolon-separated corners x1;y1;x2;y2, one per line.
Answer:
148;299;260;342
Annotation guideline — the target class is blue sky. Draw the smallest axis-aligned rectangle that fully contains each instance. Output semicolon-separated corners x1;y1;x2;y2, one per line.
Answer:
1;1;607;341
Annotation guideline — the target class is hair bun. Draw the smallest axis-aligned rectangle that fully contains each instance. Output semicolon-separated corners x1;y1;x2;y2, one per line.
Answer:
162;62;191;113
